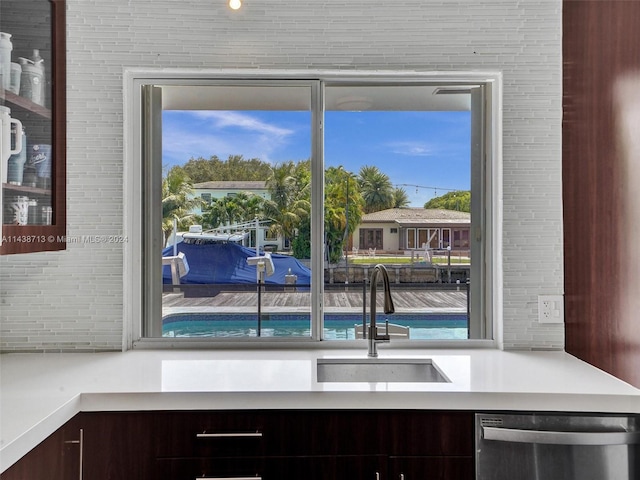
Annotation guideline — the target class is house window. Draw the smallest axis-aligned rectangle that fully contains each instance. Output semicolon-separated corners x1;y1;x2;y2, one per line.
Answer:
201;193;212;205
427;229;440;249
264;228;278;241
453;228;470;248
406;228;416;249
441;228;451;248
418;229;429;249
127;71;499;345
359;228;383;250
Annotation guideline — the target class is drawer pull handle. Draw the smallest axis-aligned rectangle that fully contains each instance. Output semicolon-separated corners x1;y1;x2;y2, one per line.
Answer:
196;432;263;438
64;429;84;480
197;477;262;480
482;426;640;445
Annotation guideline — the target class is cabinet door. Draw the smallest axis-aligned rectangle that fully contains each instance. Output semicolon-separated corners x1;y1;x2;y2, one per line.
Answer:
389;456;475;480
79;412;156;480
0;417;82;480
387;411;474;456
0;0;66;255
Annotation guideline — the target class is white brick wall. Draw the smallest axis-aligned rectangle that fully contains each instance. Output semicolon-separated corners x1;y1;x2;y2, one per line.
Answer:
0;0;563;351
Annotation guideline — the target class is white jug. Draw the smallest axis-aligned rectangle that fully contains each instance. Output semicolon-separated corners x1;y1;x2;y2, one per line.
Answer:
0;105;23;185
18;51;45;106
0;32;12;91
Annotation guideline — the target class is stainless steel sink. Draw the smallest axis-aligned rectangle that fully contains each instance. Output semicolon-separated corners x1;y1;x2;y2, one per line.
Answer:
316;358;450;383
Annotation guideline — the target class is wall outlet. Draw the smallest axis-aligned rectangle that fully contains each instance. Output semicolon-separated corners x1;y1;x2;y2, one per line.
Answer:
538;295;564;324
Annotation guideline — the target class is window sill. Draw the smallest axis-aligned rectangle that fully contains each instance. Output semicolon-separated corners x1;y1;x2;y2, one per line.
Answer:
131;338;497;350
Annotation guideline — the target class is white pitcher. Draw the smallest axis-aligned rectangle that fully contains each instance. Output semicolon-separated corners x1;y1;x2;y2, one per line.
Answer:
0;105;23;185
0;32;12;91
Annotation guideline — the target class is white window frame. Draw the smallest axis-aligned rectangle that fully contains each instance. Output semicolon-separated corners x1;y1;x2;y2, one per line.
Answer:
123;69;502;350
406;228;416;249
441;228;451;248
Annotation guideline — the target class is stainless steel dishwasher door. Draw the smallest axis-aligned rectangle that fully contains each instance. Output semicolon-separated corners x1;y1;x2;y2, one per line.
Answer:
475;413;640;480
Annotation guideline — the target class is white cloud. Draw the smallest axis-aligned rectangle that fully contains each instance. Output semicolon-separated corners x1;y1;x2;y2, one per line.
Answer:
191;111;293;138
384;141;437;157
162;111;298;166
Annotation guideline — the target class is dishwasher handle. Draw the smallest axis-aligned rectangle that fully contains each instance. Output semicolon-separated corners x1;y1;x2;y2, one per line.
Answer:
483;426;640;446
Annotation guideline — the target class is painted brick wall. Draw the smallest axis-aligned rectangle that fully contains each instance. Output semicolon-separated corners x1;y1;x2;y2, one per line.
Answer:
0;0;563;351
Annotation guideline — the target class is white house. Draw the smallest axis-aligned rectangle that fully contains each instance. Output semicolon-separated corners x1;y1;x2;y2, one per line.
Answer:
355;208;470;253
191;180;282;251
192;180;269;215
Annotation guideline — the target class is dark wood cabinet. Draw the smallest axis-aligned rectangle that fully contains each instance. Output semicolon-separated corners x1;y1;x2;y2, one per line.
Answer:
157;455;387;480
563;0;640;388
79;412;157;480
0;417;81;480
151;410;474;480
386;411;475;480
0;410;475;480
387;411;474;456
0;0;66;255
389;456;475;480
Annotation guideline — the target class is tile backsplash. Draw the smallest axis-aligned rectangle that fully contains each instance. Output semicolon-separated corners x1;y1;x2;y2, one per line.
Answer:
0;0;563;351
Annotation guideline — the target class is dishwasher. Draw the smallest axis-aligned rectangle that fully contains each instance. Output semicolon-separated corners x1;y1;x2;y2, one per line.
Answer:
476;412;640;480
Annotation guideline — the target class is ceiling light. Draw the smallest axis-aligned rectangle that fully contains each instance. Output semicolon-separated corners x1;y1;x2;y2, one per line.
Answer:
229;0;242;10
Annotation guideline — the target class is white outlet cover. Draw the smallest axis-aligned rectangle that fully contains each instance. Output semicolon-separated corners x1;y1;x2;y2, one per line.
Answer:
538;295;564;324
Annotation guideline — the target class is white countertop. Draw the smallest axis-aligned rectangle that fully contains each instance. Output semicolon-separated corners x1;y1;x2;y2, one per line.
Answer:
1;348;639;472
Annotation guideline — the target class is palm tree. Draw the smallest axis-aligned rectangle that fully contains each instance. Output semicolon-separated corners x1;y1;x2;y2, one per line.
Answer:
203;192;265;229
358;165;394;213
392;187;410;208
162;168;203;244
324;167;364;263
264;162;311;249
203;196;242;228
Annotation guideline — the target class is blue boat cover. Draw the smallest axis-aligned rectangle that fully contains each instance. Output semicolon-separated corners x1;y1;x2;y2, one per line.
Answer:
162;242;311;285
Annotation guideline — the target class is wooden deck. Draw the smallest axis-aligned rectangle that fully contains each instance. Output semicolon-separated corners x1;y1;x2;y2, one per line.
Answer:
163;288;467;314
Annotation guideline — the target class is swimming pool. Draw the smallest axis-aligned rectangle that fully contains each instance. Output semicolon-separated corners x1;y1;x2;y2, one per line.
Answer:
163;312;468;340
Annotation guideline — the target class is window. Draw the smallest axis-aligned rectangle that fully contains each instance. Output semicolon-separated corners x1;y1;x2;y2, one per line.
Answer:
125;71;500;346
453;228;470;248
406;228;416;249
359;228;383;250
427;229;439;249
442;229;451;248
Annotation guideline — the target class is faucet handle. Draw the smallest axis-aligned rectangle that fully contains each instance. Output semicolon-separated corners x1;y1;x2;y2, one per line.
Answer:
376;320;391;342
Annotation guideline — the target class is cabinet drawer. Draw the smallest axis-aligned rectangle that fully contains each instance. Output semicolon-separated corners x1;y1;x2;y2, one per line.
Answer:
156;455;386;480
388;411;474;456
154;410;388;457
156;457;266;479
389;456;475;480
266;410;387;456
153;411;267;458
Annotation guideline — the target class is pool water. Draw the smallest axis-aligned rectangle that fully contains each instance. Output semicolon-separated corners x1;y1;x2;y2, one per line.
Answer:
163;313;468;340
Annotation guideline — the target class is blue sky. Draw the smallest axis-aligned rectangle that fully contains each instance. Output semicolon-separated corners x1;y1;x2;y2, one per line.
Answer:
163;110;470;207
